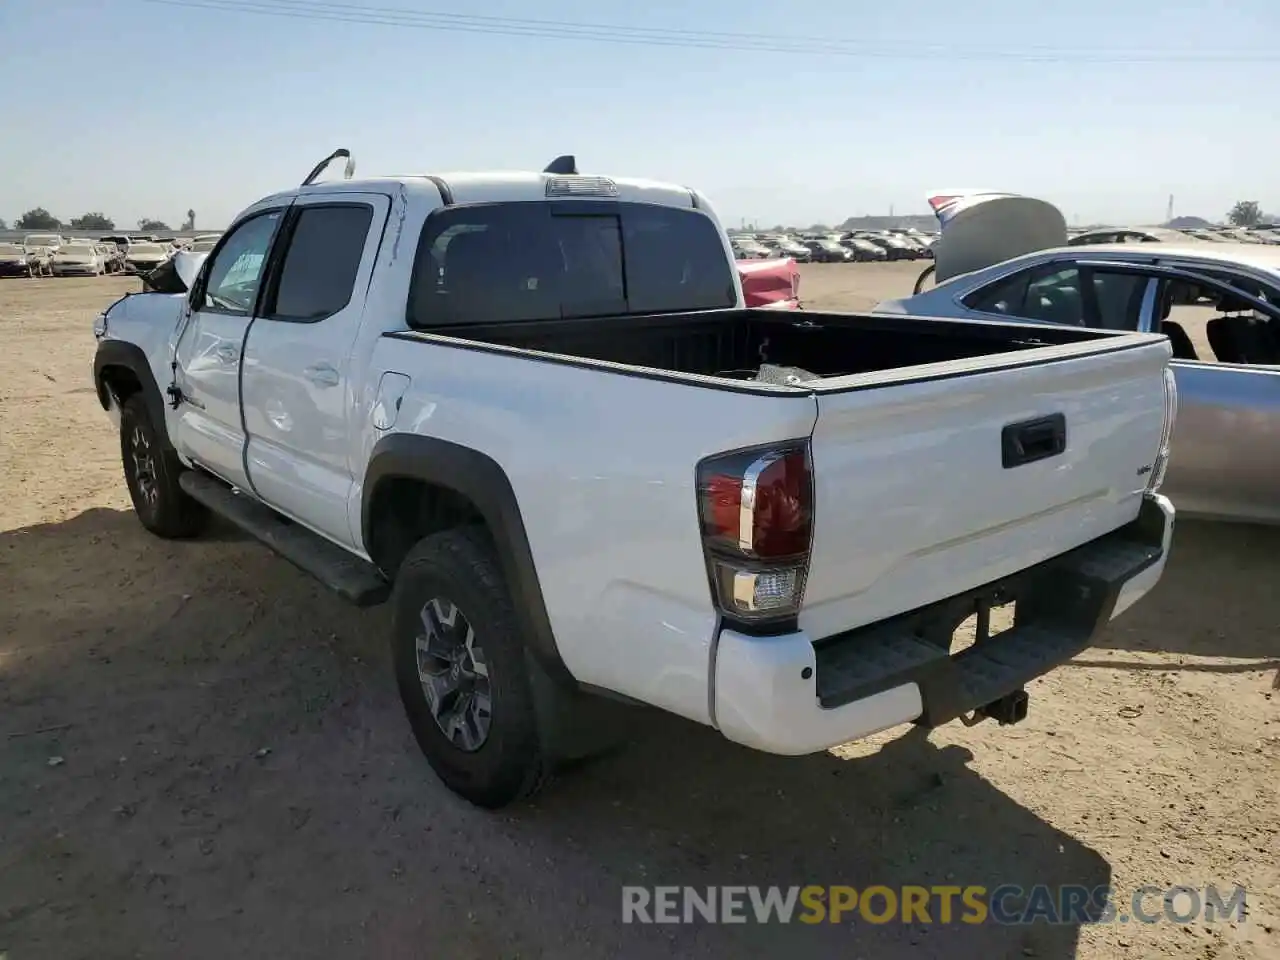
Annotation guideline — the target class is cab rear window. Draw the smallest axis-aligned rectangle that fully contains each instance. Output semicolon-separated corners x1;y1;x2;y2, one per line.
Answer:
407;201;737;328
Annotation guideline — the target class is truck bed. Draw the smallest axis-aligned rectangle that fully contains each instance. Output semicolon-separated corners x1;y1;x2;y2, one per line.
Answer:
405;308;1125;387
386;308;1172;675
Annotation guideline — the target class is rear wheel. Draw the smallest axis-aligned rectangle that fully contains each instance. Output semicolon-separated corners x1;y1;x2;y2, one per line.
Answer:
120;394;208;538
391;528;550;808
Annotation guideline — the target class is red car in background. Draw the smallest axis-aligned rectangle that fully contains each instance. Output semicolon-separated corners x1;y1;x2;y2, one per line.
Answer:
737;257;801;309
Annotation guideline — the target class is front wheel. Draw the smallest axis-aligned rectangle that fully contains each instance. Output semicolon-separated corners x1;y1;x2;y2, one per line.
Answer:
913;264;937;295
119;394;208;538
391;528;550;809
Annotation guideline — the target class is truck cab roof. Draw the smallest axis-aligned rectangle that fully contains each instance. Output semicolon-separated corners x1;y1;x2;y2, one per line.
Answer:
255;170;702;212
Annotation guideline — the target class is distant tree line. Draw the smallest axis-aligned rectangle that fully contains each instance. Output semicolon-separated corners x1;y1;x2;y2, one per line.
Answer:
1227;200;1267;227
5;207;193;233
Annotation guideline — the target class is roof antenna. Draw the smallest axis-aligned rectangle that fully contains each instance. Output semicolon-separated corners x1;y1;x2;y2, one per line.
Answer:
543;155;578;175
302;148;356;186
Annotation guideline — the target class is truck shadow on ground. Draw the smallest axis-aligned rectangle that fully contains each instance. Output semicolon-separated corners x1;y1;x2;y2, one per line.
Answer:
3;508;1120;959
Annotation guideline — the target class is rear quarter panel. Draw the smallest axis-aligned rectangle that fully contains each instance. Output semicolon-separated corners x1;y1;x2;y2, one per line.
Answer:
361;337;817;726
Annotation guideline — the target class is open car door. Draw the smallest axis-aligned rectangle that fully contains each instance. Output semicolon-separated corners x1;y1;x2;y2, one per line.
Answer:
927;189;1069;284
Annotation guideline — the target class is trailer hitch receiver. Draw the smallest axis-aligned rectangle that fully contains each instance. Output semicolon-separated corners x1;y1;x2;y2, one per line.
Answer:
981;689;1030;725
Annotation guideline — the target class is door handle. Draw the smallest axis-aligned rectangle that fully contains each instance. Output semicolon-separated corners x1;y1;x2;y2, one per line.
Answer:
1002;413;1067;468
304;363;340;388
214;344;238;364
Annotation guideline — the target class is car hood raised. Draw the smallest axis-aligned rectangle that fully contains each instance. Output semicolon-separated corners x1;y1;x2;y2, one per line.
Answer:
926;189;1068;283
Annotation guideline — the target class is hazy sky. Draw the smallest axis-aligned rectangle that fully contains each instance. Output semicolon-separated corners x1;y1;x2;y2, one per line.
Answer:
3;0;1277;229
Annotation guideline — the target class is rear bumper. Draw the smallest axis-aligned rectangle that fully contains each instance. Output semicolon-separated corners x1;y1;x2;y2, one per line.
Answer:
712;493;1174;755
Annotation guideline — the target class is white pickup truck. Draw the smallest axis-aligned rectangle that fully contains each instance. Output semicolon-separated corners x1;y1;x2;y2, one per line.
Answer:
92;151;1177;808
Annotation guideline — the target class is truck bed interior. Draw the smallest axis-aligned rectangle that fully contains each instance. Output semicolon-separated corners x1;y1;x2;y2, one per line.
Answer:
410;309;1122;384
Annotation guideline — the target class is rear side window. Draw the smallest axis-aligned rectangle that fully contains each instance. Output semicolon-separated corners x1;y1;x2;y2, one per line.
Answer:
963;270;1033;315
1023;267;1085;325
269;204;374;321
407;201;737;328
965;264;1092;326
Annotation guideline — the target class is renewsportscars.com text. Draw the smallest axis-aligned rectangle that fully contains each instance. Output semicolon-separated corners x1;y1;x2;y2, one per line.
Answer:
621;884;1247;926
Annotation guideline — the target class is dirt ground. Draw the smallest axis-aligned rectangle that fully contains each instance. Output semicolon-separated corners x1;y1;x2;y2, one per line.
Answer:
1;264;1277;960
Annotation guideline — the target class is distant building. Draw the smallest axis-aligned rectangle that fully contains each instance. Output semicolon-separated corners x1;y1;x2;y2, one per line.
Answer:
839;214;938;232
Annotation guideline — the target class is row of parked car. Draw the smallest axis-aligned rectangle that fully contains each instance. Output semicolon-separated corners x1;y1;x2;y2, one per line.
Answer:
730;229;936;264
1064;224;1280;246
732;222;1280;268
0;232;224;279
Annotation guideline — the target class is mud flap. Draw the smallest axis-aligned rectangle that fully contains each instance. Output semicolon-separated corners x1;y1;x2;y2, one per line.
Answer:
525;649;641;765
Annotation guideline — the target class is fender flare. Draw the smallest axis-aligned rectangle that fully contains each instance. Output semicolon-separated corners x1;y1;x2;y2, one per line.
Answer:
362;434;576;688
93;339;173;450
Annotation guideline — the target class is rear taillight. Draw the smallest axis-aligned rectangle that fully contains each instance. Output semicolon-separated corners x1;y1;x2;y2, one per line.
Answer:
1147;366;1178;493
696;443;813;624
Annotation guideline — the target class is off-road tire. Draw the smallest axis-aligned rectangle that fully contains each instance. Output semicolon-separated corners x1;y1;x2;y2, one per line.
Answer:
391;528;551;809
119;394;208;538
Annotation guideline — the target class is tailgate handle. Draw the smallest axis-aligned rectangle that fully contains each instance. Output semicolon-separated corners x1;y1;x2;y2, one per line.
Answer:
1002;414;1066;468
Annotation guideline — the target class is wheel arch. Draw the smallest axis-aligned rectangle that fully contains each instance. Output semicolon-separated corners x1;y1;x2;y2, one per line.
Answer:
94;339;173;450
362;434;576;689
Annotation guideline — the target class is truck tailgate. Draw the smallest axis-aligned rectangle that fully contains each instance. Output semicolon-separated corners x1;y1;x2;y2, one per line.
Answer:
800;336;1172;640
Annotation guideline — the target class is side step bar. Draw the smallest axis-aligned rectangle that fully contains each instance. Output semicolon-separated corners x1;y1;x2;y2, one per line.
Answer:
179;471;390;607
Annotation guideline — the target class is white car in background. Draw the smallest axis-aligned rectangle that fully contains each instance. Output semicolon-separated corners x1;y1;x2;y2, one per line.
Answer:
875;190;1280;525
187;235;223;253
49;242;106;276
122;242;171;275
22;233;64;252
